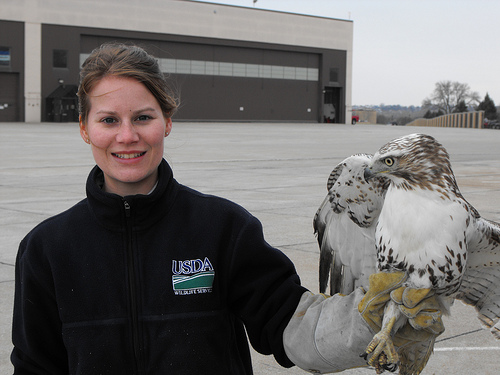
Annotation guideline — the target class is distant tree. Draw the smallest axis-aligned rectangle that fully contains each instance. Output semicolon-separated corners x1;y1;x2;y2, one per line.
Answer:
453;100;468;113
377;114;389;124
396;116;413;125
477;93;497;120
423;109;444;119
422;81;480;114
423;110;433;119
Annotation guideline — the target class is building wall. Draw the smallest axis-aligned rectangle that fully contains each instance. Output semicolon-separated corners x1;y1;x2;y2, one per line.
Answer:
352;109;377;124
0;20;24;121
3;0;353;50
2;0;353;123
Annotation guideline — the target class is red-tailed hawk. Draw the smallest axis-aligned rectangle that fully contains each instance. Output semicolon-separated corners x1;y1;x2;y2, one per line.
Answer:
314;133;500;374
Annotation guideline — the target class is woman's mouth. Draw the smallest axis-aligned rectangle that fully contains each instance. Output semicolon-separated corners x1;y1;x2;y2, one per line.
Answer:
112;152;146;159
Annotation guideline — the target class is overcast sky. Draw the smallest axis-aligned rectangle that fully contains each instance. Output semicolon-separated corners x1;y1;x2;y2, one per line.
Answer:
194;0;500;107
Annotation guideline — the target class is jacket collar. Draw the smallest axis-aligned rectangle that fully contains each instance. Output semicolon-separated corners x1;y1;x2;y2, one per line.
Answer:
86;159;179;231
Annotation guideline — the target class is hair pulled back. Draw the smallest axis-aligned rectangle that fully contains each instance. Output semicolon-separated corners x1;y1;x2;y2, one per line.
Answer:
78;43;178;124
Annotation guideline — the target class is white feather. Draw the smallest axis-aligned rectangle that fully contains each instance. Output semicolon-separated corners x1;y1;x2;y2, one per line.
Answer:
377;185;468;289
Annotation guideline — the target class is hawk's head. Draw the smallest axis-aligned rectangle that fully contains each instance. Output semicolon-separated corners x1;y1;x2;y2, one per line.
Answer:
364;133;456;191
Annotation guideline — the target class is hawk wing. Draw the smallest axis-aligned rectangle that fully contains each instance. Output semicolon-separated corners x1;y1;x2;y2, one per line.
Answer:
456;215;500;338
313;154;389;295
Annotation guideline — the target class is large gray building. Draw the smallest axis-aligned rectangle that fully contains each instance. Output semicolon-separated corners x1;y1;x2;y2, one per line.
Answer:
1;0;353;123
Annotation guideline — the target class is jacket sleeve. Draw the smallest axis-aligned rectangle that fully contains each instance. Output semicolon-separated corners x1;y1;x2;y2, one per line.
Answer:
283;290;373;374
227;214;307;368
11;237;68;374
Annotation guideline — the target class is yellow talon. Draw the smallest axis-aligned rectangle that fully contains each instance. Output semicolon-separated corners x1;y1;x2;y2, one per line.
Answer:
363;316;399;370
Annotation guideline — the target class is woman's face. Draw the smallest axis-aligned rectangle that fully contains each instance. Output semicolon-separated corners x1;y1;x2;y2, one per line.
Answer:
80;76;172;196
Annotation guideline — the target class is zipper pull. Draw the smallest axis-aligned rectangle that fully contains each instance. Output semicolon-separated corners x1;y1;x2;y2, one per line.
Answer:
124;200;131;218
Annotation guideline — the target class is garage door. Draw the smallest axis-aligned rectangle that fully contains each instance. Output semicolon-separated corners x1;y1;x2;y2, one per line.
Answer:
0;73;19;122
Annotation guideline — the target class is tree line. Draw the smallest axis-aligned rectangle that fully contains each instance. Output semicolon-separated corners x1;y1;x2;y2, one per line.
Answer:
422;80;497;120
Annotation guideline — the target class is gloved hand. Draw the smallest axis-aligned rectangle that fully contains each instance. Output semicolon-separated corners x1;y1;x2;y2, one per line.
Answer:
358;272;446;374
390;286;445;338
358;271;407;335
359;272;445;346
283;290;382;374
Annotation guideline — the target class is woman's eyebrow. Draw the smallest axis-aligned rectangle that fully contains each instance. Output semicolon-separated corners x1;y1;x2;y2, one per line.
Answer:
94;107;158;115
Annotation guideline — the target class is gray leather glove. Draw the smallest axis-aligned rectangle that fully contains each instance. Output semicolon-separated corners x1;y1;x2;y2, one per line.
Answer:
283;290;372;374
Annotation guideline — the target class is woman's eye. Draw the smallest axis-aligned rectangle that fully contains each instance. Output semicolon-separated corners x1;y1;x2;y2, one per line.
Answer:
101;117;117;124
384;157;394;167
136;115;152;122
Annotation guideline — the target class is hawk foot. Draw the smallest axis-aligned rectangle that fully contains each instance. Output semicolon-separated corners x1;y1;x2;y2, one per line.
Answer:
374;353;398;374
362;316;399;373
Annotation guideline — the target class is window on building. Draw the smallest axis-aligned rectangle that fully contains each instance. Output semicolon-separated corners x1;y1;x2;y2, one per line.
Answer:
53;49;68;68
79;53;320;82
0;47;11;67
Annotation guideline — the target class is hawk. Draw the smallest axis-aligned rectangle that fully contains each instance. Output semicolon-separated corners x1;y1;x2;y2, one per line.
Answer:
314;133;500;374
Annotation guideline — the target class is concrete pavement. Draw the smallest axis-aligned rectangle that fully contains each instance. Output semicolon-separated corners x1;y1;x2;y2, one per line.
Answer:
1;122;500;374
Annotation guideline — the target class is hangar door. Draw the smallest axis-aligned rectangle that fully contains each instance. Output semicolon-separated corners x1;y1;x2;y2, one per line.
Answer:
0;73;19;122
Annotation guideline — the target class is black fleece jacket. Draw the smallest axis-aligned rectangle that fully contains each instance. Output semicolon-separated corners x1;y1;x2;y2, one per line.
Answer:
11;159;307;374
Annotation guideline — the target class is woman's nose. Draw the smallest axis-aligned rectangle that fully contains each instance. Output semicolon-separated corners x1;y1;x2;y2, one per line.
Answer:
116;121;139;143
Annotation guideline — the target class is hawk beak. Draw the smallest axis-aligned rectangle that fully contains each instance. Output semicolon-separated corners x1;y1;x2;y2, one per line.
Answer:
364;167;374;182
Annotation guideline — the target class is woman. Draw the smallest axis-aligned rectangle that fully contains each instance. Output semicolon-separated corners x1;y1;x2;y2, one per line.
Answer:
12;43;442;374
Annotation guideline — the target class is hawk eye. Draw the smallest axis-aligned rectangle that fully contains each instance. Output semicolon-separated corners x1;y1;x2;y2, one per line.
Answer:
384;157;394;167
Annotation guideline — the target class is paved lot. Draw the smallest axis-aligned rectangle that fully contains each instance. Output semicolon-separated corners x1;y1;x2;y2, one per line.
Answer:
1;122;500;374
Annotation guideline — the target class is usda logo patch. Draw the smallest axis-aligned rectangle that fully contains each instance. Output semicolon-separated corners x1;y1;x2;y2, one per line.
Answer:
172;257;215;295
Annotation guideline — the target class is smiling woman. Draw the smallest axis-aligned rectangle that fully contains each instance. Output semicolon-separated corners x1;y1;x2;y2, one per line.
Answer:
76;44;177;196
79;76;172;196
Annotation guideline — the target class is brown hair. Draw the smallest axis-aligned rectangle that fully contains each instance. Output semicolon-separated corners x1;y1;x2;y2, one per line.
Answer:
77;43;178;124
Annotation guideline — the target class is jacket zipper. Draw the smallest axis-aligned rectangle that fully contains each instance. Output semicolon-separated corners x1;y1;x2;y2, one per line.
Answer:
124;200;142;373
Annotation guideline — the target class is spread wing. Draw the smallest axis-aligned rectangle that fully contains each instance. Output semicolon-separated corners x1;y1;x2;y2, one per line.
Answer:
456;216;500;338
313;154;389;295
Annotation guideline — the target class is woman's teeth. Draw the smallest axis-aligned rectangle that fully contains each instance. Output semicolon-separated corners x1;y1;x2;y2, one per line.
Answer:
113;152;146;159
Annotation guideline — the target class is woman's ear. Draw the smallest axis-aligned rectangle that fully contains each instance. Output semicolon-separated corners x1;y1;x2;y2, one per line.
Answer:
165;117;173;137
79;116;91;144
